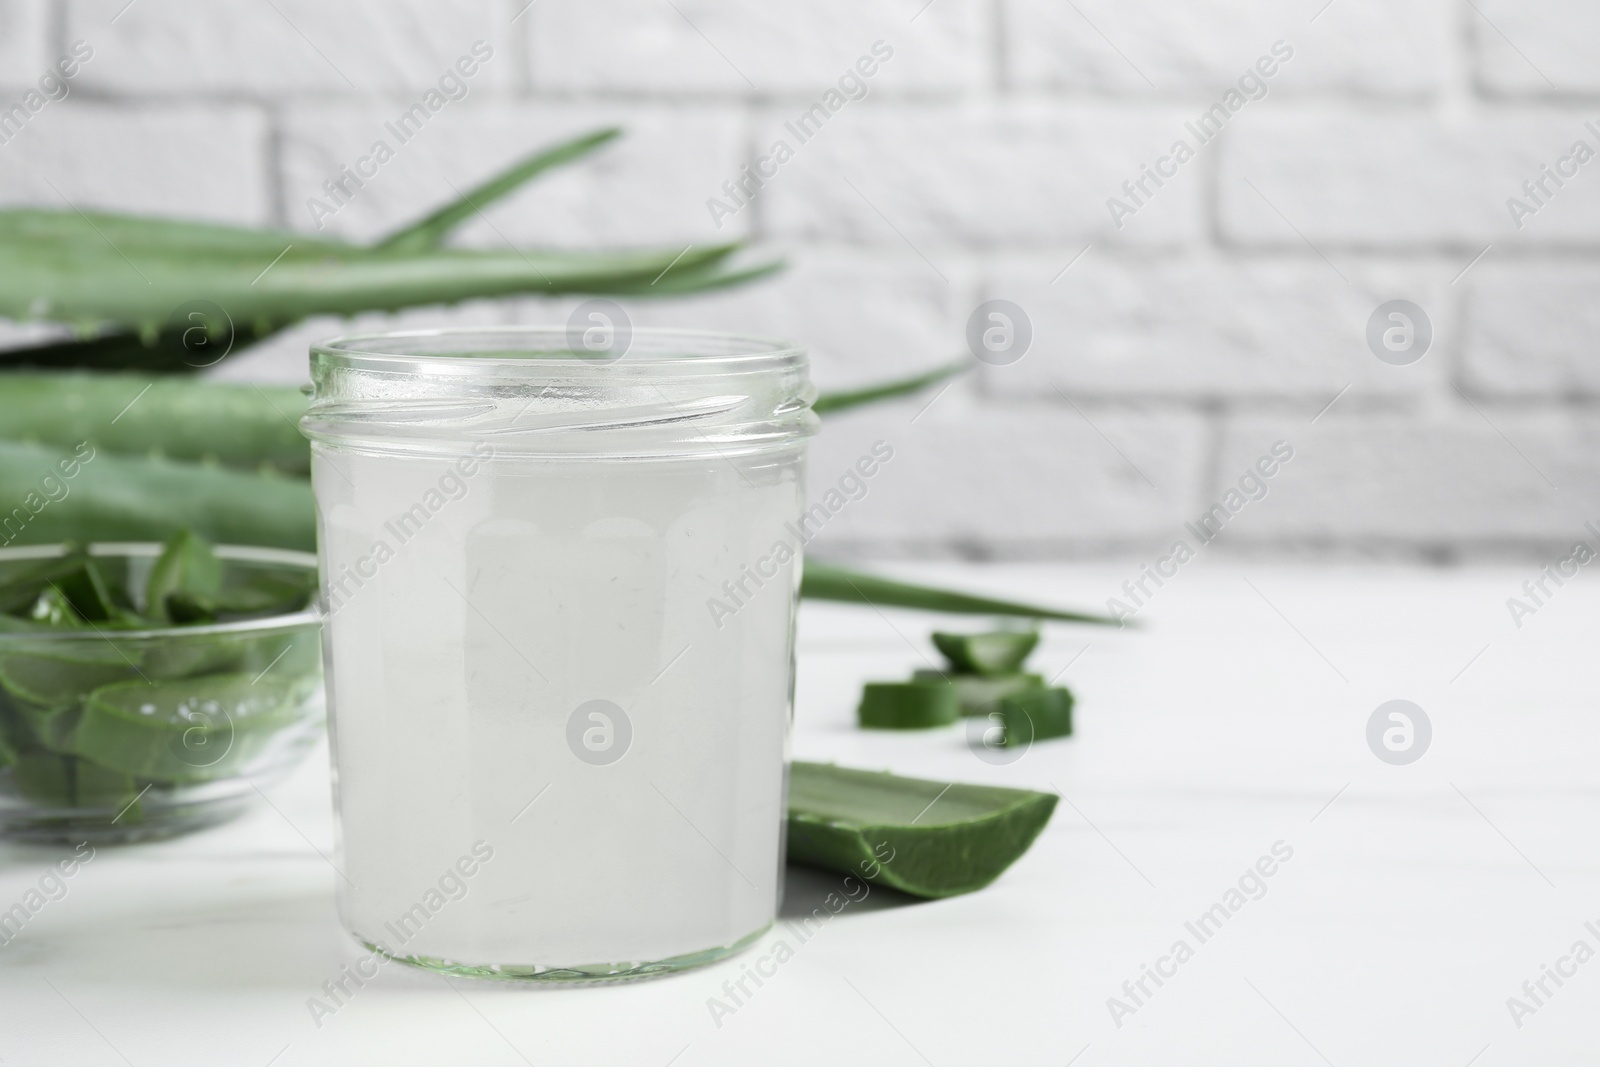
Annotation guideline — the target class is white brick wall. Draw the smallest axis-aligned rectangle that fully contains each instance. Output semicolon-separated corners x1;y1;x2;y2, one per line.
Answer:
0;1;50;90
2;0;1598;561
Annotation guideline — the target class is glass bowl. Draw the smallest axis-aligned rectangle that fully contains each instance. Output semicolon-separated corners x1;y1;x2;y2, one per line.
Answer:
0;543;323;843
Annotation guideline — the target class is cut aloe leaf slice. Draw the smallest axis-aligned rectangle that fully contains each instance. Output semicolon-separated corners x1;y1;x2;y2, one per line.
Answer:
0;548;92;616
165;572;314;624
70;672;302;782
857;680;959;730
0;647;140;708
0;692;37;751
145;528;222;623
6;751;140;807
8;751;75;804
53;555;135;623
27;584;87;628
3;696;82;754
73;757;141;807
786;761;1058;898
932;630;1040;676
998;687;1074;746
911;669;1043;716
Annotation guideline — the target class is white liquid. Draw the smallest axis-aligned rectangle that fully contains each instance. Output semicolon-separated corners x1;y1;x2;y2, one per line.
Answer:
312;445;805;971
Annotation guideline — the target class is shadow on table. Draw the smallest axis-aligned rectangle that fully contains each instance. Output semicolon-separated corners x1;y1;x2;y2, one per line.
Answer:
779;862;928;919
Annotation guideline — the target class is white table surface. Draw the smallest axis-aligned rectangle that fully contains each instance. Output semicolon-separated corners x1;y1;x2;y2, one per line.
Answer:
3;561;1596;1067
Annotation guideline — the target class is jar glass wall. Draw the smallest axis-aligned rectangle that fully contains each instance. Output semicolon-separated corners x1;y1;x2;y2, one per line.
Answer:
301;328;816;981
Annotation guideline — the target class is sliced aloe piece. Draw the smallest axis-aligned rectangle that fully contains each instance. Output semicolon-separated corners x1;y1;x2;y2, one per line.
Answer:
3;695;82;754
998;687;1074;746
27;584;85;627
72;757;141;807
786;761;1058;898
0;691;36;751
52;555;136;623
164;571;314;624
6;751;139;807
145;528;222;623
857;680;959;730
0;647;140;708
911;669;1043;716
0;547;94;616
931;630;1040;676
70;672;302;782
8;751;75;804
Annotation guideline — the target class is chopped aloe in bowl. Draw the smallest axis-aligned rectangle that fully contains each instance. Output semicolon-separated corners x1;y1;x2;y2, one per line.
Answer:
0;532;322;842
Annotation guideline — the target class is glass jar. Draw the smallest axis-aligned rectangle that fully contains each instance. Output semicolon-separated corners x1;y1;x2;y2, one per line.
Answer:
300;327;816;982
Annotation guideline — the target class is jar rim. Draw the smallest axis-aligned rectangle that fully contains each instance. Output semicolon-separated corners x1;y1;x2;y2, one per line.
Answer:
304;325;816;458
312;326;805;375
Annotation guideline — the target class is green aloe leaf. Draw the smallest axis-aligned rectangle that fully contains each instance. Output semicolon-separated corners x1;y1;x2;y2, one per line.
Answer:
0;374;310;473
0;209;352;257
0;441;315;551
0;325;276;373
3;236;746;329
0;126;776;372
786;761;1057;898
1;367;949;474
593;255;786;297
0;443;1112;624
801;560;1126;626
376;127;623;254
811;359;969;417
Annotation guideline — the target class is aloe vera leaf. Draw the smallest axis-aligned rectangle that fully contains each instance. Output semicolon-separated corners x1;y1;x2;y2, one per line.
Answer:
0;451;1112;620
998;687;1075;746
911;669;1044;715
0;441;315;550
0;362;946;480
3;234;745;329
0;374;310;472
0;326;285;373
144;529;223;623
786;761;1058;898
931;630;1040;676
587;255;786;297
376;127;624;254
71;672;302;782
801;561;1126;626
812;359;970;417
0;127;778;371
0;209;352;256
857;680;959;729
